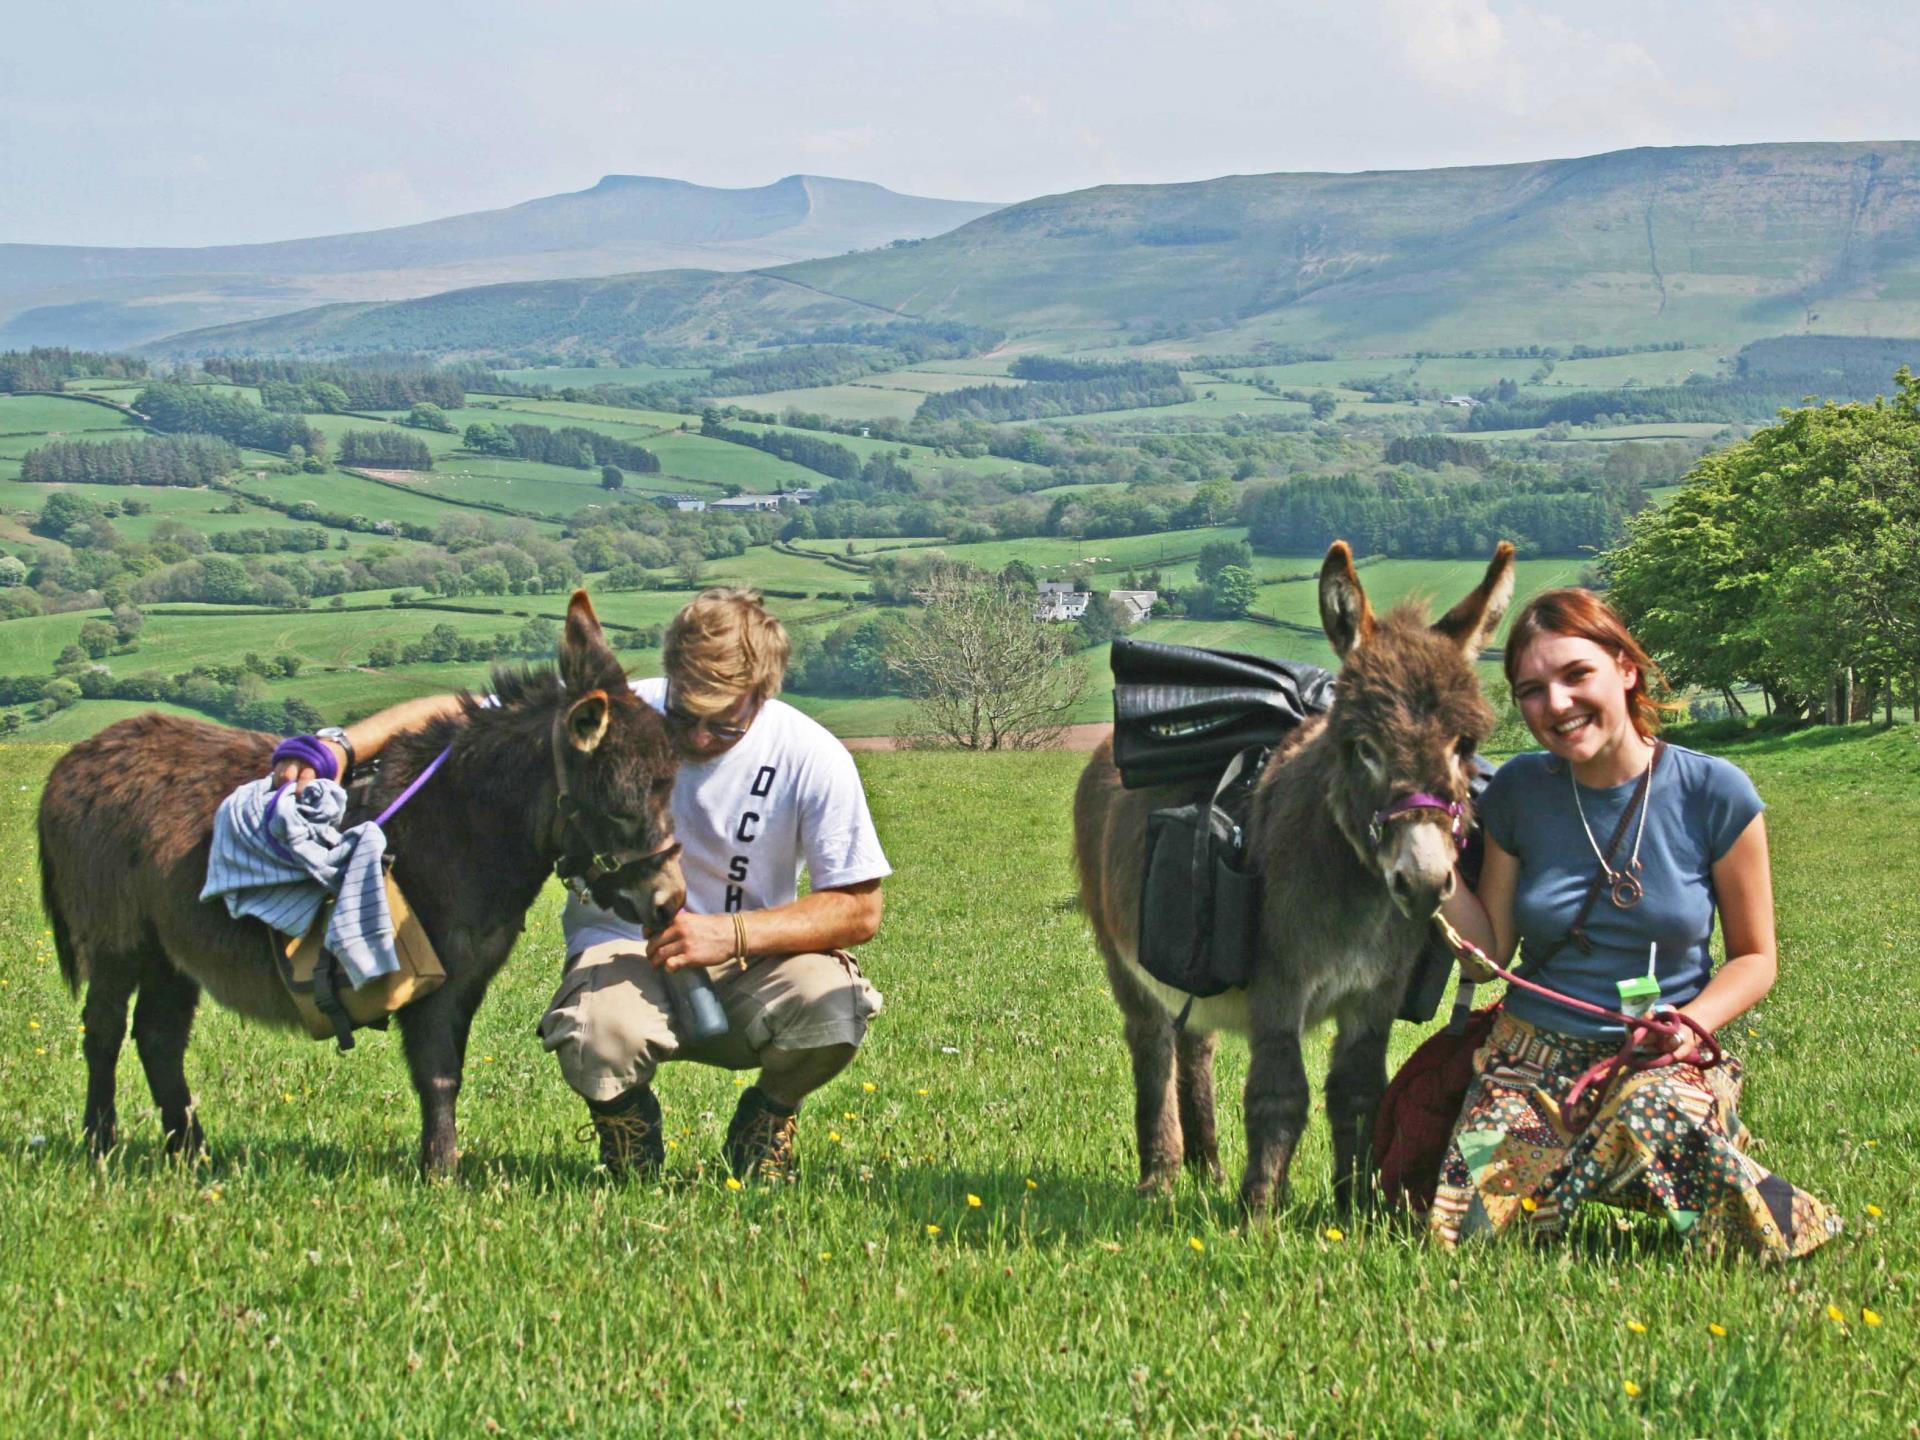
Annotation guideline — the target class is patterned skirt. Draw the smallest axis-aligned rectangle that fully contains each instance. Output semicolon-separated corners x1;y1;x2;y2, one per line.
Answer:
1428;1010;1842;1261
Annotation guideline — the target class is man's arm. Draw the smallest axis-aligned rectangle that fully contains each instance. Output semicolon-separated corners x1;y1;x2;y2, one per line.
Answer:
271;693;467;783
647;879;884;971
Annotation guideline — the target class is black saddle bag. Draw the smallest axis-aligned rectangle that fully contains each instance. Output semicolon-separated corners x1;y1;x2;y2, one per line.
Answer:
1138;747;1265;999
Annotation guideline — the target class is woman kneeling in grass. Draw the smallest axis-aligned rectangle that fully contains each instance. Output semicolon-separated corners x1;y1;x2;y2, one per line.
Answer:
1435;589;1840;1259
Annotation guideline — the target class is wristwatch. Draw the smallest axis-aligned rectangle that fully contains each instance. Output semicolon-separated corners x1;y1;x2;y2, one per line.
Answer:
316;726;356;784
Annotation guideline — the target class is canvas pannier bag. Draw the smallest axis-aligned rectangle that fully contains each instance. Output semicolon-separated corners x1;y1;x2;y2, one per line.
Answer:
1138;746;1264;999
274;872;445;1049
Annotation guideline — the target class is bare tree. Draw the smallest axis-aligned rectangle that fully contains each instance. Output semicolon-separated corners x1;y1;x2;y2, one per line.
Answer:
887;564;1088;750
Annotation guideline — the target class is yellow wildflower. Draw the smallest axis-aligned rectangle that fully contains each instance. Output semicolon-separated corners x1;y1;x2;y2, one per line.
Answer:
1826;1304;1845;1324
27;1020;39;1031
926;1224;941;1236
1862;1309;1882;1327
1625;1320;1647;1335
724;1177;743;1192
819;1252;832;1262
966;1194;982;1208
1324;1226;1344;1242
1025;1178;1038;1190
916;1088;929;1096
1866;1204;1883;1218
861;1082;876;1093
1708;1323;1728;1338
1188;1236;1205;1253
1622;1381;1641;1398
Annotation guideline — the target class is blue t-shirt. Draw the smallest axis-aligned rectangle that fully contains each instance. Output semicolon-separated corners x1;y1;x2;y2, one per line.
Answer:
1478;744;1764;1038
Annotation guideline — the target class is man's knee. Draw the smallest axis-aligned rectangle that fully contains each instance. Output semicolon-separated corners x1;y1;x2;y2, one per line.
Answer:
538;948;678;1103
734;951;883;1057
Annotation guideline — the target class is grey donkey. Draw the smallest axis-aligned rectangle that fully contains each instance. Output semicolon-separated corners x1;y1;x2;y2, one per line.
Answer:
1074;540;1515;1215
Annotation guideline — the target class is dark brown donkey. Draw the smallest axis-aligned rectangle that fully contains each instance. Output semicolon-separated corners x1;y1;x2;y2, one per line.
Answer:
38;592;683;1175
1075;541;1514;1215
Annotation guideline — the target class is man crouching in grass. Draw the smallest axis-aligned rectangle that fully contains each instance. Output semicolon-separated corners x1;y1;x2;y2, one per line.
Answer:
275;588;888;1181
540;588;888;1181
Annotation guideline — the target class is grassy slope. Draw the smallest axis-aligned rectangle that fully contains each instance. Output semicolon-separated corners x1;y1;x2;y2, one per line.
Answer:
0;724;1913;1434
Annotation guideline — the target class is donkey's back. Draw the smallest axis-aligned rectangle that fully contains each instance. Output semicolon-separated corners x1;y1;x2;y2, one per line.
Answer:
41;712;302;1024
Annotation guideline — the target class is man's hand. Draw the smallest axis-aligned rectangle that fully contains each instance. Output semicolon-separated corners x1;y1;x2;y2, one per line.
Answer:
646;911;739;972
270;739;347;787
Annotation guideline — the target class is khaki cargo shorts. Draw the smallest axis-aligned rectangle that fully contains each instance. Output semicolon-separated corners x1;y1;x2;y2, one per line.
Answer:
537;941;884;1104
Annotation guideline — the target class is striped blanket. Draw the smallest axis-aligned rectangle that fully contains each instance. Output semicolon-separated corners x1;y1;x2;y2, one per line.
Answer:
199;778;397;987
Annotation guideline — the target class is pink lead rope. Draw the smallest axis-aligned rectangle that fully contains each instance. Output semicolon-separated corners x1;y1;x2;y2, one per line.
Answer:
1435;916;1724;1117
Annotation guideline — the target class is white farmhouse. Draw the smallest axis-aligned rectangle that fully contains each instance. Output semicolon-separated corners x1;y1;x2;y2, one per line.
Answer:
1033;579;1092;622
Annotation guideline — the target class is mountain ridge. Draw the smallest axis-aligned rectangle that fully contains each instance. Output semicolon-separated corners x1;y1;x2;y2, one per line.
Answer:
146;141;1920;360
0;175;1000;350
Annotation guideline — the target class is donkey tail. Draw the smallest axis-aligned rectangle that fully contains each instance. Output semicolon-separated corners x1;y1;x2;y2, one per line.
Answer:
37;818;83;996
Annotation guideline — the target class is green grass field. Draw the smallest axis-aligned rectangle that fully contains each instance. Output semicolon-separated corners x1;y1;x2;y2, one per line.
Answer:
0;723;1913;1434
0;393;143;437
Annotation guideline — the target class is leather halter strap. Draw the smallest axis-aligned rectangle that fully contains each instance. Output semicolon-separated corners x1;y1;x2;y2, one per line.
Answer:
1369;791;1467;853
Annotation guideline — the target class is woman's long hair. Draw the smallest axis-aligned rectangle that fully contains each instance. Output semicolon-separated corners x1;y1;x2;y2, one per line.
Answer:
1503;588;1677;739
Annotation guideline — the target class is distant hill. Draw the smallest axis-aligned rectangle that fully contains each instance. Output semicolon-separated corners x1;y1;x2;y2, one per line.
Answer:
151;142;1920;360
0;175;999;349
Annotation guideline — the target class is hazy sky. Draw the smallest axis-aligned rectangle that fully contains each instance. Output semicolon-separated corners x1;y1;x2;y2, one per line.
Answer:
3;0;1913;247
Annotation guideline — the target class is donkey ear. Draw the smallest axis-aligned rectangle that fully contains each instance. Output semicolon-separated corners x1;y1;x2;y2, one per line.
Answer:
560;589;623;693
1432;541;1517;658
565;689;612;754
1318;541;1376;659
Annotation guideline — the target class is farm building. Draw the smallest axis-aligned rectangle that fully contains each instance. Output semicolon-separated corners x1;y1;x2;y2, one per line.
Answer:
1107;589;1157;625
1034;579;1091;621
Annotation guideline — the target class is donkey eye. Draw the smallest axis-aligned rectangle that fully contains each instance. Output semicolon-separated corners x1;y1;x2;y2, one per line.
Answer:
1353;738;1384;773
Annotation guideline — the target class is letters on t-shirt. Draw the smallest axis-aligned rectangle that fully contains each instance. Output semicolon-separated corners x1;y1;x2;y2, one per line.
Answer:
725;764;778;912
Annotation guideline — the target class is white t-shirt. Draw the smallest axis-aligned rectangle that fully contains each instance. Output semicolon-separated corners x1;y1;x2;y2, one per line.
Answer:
563;677;891;953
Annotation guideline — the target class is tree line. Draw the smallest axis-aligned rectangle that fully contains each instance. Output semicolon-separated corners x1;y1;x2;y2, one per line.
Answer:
918;362;1189;423
699;410;861;480
1245;471;1638;557
338;429;435;470
135;384;321;454
0;347;148;394
20;433;238;487
461;421;659;473
200;355;472;410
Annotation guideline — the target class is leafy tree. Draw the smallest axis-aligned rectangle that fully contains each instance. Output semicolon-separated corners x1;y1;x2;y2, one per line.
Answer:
78;620;117;659
1309;393;1339;420
886;565;1088;750
601;464;625;491
1607;369;1920;720
1211;564;1258;618
406;402;454;432
1195;538;1254;584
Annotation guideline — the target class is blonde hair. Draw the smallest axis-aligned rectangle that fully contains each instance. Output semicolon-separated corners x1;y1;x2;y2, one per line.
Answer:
662;588;791;714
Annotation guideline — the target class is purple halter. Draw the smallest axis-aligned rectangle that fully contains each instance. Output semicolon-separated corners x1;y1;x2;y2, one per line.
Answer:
1368;792;1467;852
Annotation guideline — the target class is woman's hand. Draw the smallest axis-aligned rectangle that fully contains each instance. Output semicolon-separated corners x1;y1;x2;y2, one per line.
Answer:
271;738;347;787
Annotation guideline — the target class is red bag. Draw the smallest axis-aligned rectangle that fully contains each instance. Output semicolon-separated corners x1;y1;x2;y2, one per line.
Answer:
1372;1004;1498;1213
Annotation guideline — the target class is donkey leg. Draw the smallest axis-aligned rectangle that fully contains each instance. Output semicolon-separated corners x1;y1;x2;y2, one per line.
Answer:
1325;1013;1393;1216
398;980;481;1178
1175;1028;1224;1184
80;961;138;1158
1123;1005;1183;1195
1240;1020;1310;1218
132;957;205;1158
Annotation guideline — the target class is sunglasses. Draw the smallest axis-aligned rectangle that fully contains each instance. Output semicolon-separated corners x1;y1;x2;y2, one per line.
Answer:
663;684;759;744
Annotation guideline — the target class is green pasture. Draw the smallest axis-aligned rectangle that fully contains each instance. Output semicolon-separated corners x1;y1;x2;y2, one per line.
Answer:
851;370;1028;395
0;724;1913;1434
838;526;1251;580
638;432;823;492
0;393;143;437
717;383;927;424
467;398;694;434
230;467;555;534
1473;422;1735;444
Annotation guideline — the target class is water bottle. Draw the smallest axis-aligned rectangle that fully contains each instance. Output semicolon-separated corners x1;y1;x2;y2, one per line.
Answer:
664;967;731;1045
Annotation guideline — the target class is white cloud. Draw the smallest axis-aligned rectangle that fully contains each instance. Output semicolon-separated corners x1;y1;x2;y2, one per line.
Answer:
795;126;879;160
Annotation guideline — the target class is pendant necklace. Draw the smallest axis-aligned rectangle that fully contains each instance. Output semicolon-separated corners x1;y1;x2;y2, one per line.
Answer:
1571;741;1658;909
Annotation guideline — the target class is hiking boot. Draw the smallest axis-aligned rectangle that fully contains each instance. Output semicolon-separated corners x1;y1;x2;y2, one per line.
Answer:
578;1086;664;1179
724;1086;799;1182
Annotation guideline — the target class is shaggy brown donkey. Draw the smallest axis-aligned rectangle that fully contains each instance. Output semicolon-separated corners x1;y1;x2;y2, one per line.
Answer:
38;593;683;1176
1075;541;1514;1216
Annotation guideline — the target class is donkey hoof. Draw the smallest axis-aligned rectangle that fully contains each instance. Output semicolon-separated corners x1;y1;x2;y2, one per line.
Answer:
1134;1168;1179;1199
1187;1154;1226;1186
